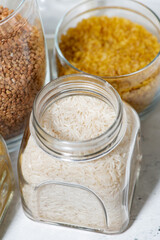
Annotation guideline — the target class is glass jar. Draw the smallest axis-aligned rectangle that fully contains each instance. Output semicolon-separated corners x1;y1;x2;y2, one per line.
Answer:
18;74;142;234
54;0;160;116
0;135;14;224
0;0;49;151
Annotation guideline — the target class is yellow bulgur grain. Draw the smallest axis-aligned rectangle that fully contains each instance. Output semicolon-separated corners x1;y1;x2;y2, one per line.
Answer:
57;16;160;113
59;16;160;76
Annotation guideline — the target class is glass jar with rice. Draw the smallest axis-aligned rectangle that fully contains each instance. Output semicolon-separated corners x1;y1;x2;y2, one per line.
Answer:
18;74;142;234
54;0;160;115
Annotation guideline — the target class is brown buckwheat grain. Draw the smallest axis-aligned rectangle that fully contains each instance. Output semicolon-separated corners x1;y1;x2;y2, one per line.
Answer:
0;6;46;139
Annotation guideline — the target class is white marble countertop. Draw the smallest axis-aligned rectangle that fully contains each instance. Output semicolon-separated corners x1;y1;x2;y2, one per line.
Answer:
1;0;160;239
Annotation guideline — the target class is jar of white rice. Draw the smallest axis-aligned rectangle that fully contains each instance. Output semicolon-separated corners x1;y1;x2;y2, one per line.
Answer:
18;74;142;234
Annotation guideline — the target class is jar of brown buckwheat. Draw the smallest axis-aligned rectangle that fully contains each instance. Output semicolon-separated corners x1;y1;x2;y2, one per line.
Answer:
0;0;49;151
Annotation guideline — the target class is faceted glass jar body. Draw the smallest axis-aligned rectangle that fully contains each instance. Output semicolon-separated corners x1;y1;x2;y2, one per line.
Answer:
0;135;14;224
0;0;49;151
18;74;142;234
54;0;160;116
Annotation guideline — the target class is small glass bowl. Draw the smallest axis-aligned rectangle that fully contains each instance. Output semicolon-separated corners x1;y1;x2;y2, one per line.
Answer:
54;0;160;116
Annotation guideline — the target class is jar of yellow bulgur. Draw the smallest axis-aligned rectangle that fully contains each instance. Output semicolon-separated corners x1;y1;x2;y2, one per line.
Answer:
54;0;160;115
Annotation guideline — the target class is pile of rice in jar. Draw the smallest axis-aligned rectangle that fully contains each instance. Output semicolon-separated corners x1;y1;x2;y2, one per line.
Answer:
19;90;141;233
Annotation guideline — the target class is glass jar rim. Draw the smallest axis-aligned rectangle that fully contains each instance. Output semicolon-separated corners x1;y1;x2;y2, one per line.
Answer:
55;0;160;79
0;0;25;25
31;74;127;161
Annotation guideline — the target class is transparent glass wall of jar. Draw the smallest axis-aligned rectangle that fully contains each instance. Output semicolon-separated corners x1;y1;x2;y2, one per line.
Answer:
37;0;82;37
0;0;50;151
0;135;15;224
54;0;160;116
18;74;142;234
